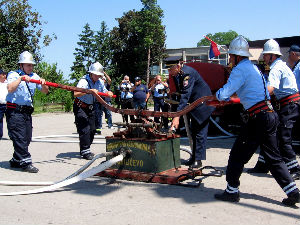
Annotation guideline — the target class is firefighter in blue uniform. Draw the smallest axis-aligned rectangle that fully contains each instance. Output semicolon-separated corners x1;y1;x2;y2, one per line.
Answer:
169;61;214;169
6;51;49;173
288;45;300;91
73;62;113;160
248;40;300;180
214;36;299;206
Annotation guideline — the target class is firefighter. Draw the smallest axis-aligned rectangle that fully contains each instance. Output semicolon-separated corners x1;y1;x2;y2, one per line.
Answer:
6;51;49;173
248;40;300;180
73;62;113;160
169;61;214;169
288;44;300;91
214;36;299;206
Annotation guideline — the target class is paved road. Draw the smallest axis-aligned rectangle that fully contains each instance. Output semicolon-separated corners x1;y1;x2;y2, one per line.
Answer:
0;112;299;225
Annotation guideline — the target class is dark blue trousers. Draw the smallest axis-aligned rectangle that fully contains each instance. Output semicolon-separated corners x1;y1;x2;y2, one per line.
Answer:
95;102;113;129
6;108;32;167
73;103;95;155
153;97;169;129
226;111;298;196
277;102;300;172
120;99;134;123
0;104;6;138
190;116;209;161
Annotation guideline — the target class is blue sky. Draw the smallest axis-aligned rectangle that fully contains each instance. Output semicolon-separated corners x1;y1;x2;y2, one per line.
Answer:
28;0;300;78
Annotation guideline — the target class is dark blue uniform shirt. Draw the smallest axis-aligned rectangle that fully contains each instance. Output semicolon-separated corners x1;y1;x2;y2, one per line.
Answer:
176;65;214;124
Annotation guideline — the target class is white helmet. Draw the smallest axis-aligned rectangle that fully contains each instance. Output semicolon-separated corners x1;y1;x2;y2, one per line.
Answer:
18;51;36;64
262;39;282;56
88;62;104;76
228;35;252;57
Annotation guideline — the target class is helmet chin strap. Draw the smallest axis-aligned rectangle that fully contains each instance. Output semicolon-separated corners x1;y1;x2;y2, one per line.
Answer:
268;54;274;66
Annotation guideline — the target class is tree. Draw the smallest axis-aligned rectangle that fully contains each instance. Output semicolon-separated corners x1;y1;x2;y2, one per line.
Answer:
94;21;112;69
110;0;166;84
110;10;142;81
0;0;56;72
197;30;240;46
34;62;73;111
70;23;94;82
139;0;166;84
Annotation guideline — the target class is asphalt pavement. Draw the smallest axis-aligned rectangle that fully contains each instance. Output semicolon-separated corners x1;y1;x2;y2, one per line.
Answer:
0;111;299;225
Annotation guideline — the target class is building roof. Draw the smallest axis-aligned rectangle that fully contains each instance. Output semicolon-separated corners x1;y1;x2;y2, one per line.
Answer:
248;36;300;48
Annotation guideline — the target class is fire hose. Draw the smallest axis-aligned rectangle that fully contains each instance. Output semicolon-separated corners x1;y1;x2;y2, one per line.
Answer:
0;149;131;196
24;78;240;119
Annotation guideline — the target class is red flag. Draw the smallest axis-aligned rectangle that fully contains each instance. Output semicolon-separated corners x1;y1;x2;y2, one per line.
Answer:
204;36;221;59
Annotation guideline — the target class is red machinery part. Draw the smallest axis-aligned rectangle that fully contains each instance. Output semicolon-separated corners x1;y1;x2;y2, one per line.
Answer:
23;78;116;98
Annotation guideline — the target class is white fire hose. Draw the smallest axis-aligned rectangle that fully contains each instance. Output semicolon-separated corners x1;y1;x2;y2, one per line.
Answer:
0;150;130;196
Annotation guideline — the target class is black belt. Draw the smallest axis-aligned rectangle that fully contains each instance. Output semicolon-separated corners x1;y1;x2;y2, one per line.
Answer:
74;98;93;110
247;100;273;117
6;102;34;114
279;93;300;107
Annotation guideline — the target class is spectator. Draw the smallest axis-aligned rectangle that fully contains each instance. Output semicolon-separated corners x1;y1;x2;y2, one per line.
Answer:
150;75;169;130
132;77;150;110
95;72;113;134
119;75;134;123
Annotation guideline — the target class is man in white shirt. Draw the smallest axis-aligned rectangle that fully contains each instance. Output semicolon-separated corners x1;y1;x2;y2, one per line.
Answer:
0;69;7;139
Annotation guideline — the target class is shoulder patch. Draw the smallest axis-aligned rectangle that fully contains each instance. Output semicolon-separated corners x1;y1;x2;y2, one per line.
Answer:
184;76;190;81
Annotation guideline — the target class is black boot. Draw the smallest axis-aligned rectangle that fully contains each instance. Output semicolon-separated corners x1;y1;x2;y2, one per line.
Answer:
22;164;39;173
282;192;300;207
215;191;240;202
290;168;300;180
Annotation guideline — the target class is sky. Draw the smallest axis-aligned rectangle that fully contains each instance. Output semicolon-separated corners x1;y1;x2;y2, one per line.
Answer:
28;0;300;79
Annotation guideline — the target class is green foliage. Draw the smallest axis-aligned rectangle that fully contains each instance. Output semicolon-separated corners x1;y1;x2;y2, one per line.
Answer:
110;0;166;83
34;62;73;112
70;23;94;82
0;0;56;72
94;21;113;69
197;30;241;46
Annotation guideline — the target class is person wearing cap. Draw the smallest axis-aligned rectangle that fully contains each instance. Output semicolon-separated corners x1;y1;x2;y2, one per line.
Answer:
214;36;299;206
119;75;135;123
288;45;300;91
94;71;113;133
0;69;7;140
248;40;300;181
169;61;214;169
132;77;150;110
5;51;49;173
150;75;169;130
73;62;113;160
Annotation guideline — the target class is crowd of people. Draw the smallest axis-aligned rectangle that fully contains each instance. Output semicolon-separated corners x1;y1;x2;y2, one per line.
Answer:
0;37;299;206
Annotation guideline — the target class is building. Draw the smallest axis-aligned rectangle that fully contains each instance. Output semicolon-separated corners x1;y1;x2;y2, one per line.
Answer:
152;36;300;78
248;36;300;63
150;45;228;78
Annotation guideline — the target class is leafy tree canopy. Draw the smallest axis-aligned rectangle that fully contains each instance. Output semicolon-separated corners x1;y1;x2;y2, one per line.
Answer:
0;0;56;72
197;30;243;46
